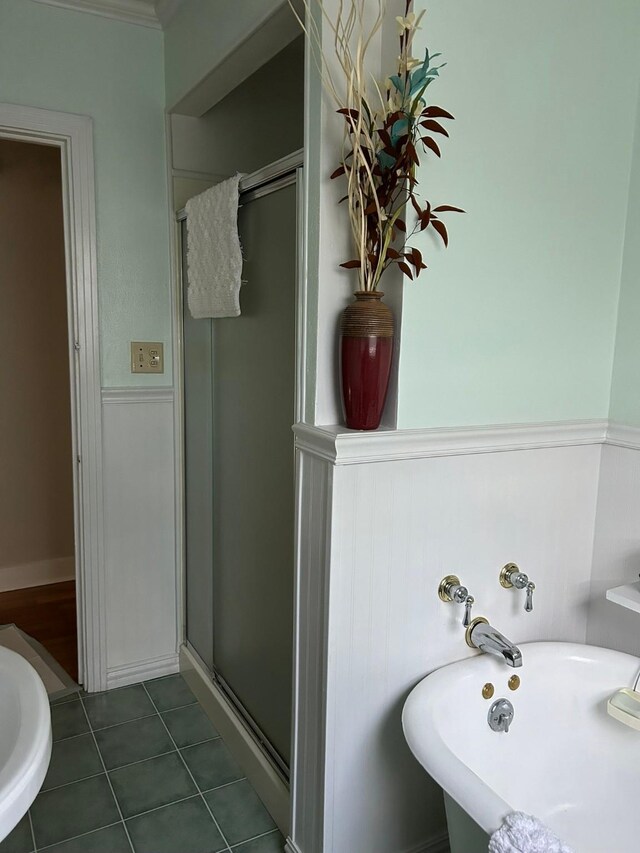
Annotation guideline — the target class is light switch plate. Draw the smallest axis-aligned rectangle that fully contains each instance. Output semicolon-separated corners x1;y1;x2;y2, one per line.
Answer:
131;341;164;374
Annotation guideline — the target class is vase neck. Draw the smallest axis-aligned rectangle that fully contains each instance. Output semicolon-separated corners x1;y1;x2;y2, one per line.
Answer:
354;290;385;301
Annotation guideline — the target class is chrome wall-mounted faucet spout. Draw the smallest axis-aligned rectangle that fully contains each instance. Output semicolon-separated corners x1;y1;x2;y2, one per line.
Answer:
438;575;475;627
465;617;523;668
500;563;535;612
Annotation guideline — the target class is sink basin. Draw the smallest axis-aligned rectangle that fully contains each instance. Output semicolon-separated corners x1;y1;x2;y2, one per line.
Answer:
403;642;640;853
0;646;52;841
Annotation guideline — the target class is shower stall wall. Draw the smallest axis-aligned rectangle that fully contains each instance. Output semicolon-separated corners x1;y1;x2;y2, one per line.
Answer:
181;153;301;777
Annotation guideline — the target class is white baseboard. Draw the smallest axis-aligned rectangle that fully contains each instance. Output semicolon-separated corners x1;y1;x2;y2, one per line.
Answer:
0;556;75;593
283;830;449;853
179;644;290;836
106;652;179;689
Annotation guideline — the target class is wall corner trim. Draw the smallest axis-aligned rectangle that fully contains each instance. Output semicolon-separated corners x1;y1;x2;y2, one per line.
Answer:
606;421;640;450
293;419;609;465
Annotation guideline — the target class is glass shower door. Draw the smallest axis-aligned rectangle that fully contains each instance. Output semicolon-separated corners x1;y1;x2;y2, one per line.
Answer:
211;179;296;768
183;173;297;772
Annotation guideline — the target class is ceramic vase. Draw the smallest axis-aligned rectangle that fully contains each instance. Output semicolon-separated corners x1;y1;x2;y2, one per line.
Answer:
340;290;394;430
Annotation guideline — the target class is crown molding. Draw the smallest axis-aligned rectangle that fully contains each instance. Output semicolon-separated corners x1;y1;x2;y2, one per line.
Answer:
31;0;165;29
154;0;183;26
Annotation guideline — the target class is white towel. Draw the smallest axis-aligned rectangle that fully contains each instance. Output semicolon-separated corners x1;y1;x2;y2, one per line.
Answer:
489;812;574;853
185;175;242;319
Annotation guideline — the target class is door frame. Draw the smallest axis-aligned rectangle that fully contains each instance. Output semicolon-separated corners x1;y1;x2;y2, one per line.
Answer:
0;103;106;691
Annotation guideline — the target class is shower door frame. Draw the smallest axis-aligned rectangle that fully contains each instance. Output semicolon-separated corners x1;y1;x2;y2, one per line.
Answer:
0;103;106;692
175;148;306;777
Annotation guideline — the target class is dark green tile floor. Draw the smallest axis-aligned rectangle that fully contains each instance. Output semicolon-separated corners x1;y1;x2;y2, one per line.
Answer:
0;675;284;853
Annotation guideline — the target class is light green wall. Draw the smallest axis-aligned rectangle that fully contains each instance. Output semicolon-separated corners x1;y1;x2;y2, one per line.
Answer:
0;0;171;387
164;0;283;110
610;86;640;427
397;0;640;428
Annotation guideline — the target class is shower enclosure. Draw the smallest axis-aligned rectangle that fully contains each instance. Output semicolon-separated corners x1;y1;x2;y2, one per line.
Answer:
180;152;302;777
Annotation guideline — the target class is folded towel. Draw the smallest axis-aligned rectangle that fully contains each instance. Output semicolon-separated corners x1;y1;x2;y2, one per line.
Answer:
186;175;242;319
488;812;574;853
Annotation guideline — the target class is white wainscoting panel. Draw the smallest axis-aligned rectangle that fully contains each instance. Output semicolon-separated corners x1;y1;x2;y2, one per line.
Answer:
102;388;179;687
289;451;333;853
295;432;600;853
588;442;640;655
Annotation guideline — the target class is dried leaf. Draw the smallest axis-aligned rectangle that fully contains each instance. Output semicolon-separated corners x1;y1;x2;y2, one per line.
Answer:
431;219;449;247
337;108;360;120
420;119;449;137
422;136;442;157
411;246;425;269
433;205;465;213
330;165;346;180
423;106;455;120
340;260;362;269
398;261;414;279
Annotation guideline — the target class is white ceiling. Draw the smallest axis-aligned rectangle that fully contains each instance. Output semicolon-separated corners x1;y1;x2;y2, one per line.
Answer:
30;0;185;29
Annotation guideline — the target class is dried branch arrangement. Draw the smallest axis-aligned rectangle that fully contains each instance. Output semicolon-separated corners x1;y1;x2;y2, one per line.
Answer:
289;0;463;291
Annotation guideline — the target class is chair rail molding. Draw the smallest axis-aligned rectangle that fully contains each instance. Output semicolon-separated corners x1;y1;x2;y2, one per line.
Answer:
0;102;105;691
606;421;640;451
293;419;609;465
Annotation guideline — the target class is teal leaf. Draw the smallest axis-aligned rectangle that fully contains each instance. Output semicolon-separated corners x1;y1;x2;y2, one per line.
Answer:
390;117;410;146
376;150;396;170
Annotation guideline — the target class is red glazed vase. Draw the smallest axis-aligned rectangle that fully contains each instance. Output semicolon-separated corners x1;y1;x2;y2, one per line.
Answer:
340;291;394;430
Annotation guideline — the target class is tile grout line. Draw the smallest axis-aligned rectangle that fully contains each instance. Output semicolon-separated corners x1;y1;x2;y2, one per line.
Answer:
230;828;281;849
41;753;246;798
37;820;124;852
41;744;176;793
111;792;196;821
141;682;233;853
27;808;37;853
52;696;201;743
77;694;137;853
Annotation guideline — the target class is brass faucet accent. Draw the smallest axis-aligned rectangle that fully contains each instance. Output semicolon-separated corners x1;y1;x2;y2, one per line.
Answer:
500;563;535;612
438;575;475;627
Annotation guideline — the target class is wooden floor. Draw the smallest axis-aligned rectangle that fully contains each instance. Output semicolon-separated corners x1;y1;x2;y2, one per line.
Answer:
0;580;78;681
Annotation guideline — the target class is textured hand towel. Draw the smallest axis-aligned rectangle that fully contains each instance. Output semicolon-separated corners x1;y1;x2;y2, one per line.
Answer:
186;175;242;318
488;812;574;853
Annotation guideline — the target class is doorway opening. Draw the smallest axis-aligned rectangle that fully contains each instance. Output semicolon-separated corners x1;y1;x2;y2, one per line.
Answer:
0;102;106;693
0;138;78;687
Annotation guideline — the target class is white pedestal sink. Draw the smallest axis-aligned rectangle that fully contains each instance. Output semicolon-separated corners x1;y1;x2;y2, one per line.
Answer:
0;646;52;841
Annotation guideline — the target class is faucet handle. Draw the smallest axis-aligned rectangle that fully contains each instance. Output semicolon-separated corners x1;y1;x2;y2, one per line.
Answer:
463;595;474;627
500;563;535;613
525;581;535;613
439;575;475;627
